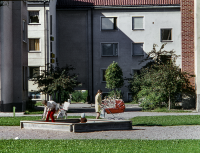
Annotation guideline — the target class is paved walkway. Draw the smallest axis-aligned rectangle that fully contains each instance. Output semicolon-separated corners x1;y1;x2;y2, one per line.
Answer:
0;103;198;119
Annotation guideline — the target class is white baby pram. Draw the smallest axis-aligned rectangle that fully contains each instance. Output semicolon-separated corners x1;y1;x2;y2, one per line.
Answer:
56;102;70;119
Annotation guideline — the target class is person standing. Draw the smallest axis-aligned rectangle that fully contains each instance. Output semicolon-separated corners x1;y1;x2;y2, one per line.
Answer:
42;100;57;122
95;90;102;119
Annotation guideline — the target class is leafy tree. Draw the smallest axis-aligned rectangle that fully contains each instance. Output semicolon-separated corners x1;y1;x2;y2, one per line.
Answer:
128;44;194;110
108;89;124;99
105;61;124;97
31;65;81;103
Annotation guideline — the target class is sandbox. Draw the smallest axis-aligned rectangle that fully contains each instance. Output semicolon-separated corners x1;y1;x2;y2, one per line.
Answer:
20;119;132;133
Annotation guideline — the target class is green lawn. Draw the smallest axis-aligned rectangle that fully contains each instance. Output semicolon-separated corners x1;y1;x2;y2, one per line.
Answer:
2;115;200;127
0;139;200;153
131;115;200;126
0;116;96;126
143;107;192;113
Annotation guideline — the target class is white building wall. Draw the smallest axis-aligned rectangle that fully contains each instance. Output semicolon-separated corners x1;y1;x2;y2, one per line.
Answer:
93;8;181;101
28;1;56;101
28;3;49;100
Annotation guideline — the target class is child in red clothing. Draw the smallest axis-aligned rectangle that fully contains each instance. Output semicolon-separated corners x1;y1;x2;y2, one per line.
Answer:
42;100;57;122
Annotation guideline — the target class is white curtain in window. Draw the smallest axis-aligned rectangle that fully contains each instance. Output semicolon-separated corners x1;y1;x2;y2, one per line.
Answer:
133;17;143;29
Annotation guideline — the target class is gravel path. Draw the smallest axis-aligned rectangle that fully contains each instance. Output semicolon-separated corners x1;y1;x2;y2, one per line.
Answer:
1;125;200;140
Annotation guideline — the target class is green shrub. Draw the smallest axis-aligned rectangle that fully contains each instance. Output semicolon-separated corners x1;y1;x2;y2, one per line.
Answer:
34;101;43;106
82;90;88;102
128;44;194;110
71;90;88;103
108;89;123;99
72;91;83;102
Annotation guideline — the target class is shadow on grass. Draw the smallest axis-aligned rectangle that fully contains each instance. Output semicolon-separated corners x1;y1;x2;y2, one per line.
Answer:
133;124;163;126
74;129;146;133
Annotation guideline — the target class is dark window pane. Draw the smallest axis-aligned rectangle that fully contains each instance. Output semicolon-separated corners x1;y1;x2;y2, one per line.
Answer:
29;67;39;78
102;43;118;56
103;69;106;81
133;43;143;55
161;29;172;41
29;11;39;23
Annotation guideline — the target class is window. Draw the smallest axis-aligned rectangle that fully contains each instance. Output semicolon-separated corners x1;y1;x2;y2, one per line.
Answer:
50;15;52;35
50;42;52;52
23;66;28;91
132;43;144;56
29;92;41;100
29;39;40;51
102;69;106;82
132;17;144;30
29;11;39;23
101;43;118;56
23;20;26;42
128;93;132;102
161;29;172;41
29;67;40;78
101;17;117;30
132;69;140;76
160;55;172;63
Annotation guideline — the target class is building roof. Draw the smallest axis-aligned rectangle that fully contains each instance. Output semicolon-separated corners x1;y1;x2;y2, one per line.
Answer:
57;0;180;8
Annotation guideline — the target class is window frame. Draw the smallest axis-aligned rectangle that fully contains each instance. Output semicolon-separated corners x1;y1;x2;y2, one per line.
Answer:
29;92;41;100
50;15;52;35
23;66;28;91
28;38;41;52
127;92;133;102
132;16;144;30
161;28;172;42
101;17;118;31
132;42;144;56
101;42;119;57
132;69;141;76
28;11;40;24
22;20;27;42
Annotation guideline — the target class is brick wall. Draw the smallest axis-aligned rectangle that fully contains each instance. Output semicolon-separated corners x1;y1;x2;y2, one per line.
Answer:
181;0;195;86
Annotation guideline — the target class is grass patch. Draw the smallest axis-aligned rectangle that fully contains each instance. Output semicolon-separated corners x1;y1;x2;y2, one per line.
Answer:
3;115;200;127
143;107;192;113
24;109;44;114
34;101;43;107
0;139;200;152
131;115;200;126
0;116;95;126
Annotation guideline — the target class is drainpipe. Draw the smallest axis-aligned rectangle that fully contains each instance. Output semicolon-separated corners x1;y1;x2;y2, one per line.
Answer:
44;0;47;100
91;8;94;104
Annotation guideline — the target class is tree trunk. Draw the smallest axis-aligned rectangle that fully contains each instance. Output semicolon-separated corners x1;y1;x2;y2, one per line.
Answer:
168;93;171;110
